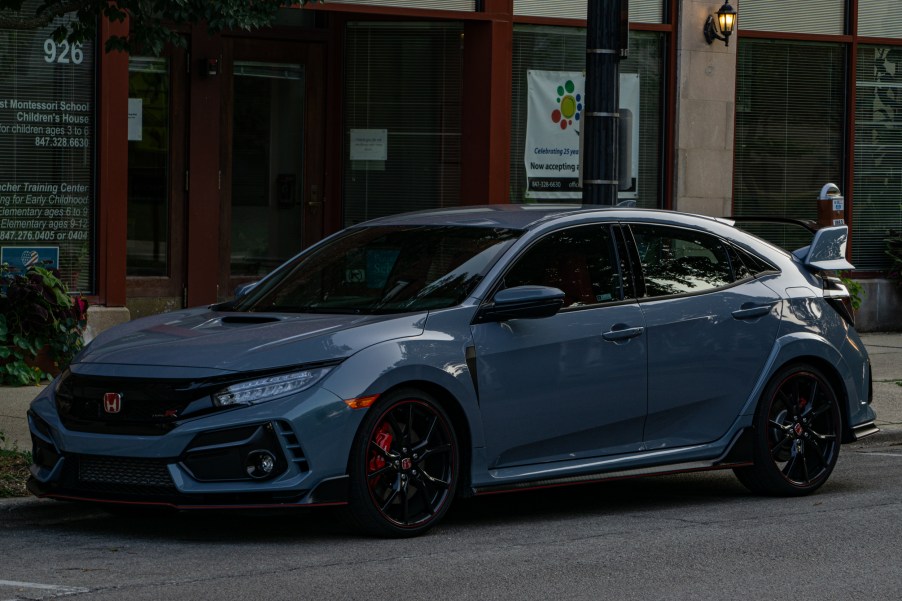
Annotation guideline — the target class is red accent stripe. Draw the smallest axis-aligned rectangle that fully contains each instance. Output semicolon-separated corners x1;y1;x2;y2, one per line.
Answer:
37;493;347;510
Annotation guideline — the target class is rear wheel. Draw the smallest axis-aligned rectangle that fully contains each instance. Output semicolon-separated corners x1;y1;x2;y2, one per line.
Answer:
734;364;841;496
346;389;458;537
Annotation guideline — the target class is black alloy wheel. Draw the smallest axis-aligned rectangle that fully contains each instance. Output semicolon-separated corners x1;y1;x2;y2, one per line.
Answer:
734;364;842;496
347;389;458;537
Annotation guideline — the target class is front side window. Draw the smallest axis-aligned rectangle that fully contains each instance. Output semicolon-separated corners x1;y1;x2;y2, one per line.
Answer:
235;225;520;314
629;224;733;297
503;225;622;308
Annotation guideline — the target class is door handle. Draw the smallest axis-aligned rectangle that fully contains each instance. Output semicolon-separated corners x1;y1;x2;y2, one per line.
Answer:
731;302;776;320
602;326;645;342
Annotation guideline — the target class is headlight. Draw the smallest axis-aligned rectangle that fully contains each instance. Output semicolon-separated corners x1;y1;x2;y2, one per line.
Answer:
213;367;332;407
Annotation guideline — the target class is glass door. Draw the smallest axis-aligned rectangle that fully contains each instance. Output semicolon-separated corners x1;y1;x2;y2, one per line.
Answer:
221;39;325;295
125;51;187;312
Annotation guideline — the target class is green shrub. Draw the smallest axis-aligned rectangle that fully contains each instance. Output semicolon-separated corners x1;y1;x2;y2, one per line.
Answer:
0;263;88;386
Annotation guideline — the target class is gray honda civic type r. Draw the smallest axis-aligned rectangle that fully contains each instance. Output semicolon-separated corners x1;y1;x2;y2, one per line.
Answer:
28;205;878;536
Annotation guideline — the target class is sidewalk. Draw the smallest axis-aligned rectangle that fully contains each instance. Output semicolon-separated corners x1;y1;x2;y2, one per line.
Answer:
2;333;901;451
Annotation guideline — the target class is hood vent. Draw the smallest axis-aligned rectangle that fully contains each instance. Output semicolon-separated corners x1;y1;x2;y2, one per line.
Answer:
220;315;282;325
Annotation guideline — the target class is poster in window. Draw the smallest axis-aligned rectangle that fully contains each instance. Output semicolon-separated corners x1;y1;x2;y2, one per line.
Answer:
525;70;639;201
0;1;95;292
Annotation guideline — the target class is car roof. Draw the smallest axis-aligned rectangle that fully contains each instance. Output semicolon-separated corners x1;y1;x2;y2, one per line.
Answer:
357;204;728;231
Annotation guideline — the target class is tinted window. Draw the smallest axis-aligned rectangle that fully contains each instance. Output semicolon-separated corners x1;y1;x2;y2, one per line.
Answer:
728;244;778;278
629;224;733;297
503;226;622;308
235;226;520;314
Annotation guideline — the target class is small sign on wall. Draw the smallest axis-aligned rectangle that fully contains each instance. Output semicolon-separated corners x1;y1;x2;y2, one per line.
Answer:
128;98;143;141
350;129;388;161
1;246;60;273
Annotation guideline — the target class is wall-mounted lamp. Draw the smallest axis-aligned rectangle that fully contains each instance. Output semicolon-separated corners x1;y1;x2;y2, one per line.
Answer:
704;1;737;46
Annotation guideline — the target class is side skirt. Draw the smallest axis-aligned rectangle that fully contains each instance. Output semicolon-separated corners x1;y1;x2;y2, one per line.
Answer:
472;429;754;496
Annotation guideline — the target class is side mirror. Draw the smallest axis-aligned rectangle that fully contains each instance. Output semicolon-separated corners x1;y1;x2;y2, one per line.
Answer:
474;285;566;323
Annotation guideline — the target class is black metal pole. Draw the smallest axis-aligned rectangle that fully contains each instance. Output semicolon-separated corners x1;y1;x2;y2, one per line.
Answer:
582;0;623;205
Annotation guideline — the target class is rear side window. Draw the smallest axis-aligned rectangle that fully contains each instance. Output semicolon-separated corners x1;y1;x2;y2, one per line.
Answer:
629;224;733;297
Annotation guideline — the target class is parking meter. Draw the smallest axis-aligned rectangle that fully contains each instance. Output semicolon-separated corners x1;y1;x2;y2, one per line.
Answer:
818;183;845;227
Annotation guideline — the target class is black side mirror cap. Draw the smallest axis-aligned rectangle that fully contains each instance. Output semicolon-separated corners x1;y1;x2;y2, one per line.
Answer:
473;285;566;323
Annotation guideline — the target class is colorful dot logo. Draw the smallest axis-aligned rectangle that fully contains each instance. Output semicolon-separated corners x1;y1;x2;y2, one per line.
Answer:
551;80;582;130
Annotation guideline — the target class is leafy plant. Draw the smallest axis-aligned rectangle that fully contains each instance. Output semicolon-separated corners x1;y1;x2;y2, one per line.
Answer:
886;232;902;287
839;274;865;311
0;0;320;55
0;263;88;386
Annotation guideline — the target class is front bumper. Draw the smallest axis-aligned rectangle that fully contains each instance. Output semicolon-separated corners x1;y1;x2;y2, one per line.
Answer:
27;385;360;509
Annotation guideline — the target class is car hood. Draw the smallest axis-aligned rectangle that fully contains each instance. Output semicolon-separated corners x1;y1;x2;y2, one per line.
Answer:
74;308;428;374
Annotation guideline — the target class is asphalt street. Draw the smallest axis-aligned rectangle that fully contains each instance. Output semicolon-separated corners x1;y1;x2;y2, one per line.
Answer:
0;431;900;600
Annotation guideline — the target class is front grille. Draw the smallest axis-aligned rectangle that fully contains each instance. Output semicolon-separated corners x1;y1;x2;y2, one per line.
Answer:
76;455;177;496
55;372;220;436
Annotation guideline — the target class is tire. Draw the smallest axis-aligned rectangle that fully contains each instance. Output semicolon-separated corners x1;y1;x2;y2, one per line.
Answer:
345;388;459;537
734;363;842;496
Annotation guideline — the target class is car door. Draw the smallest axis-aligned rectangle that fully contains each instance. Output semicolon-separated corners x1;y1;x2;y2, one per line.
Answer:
471;224;648;468
626;222;782;448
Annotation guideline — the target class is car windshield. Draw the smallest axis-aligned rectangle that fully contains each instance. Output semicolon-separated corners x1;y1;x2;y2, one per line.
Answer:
232;225;521;314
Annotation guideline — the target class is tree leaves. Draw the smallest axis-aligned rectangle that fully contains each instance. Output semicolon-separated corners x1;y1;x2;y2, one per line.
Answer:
0;0;318;55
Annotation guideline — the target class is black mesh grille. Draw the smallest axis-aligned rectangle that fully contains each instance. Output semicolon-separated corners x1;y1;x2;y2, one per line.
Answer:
76;456;176;495
55;372;220;436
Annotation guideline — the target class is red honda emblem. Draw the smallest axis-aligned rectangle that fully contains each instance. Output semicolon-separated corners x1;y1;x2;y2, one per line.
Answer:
401;458;412;470
103;393;122;414
794;423;804;436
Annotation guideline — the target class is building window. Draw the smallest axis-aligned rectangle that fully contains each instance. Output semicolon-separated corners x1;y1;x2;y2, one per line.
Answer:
127;57;170;277
0;13;95;293
853;46;902;271
343;22;463;226
734;40;845;249
509;26;664;208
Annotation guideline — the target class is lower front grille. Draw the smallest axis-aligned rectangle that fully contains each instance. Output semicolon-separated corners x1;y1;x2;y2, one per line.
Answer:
76;455;177;496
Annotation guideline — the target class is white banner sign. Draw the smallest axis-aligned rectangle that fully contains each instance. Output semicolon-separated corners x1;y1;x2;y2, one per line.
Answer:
525;70;640;200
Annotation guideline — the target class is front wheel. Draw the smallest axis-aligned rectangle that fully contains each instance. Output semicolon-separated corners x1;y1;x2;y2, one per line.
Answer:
734;364;842;496
346;389;459;537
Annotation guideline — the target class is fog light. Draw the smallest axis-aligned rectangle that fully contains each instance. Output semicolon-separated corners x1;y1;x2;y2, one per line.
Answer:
246;450;277;479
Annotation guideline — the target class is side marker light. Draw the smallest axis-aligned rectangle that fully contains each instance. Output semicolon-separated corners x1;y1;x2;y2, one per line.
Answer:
344;395;379;410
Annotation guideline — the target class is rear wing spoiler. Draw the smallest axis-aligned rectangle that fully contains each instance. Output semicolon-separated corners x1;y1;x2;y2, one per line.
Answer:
792;225;854;272
724;216;854;272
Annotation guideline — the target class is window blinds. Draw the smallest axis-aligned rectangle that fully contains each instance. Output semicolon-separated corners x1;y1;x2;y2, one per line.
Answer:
734;40;846;251
343;22;463;226
858;1;902;39
513;0;664;24
853;46;902;271
740;0;846;36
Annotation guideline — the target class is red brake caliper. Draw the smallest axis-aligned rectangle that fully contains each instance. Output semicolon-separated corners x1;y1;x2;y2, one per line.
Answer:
368;423;394;485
